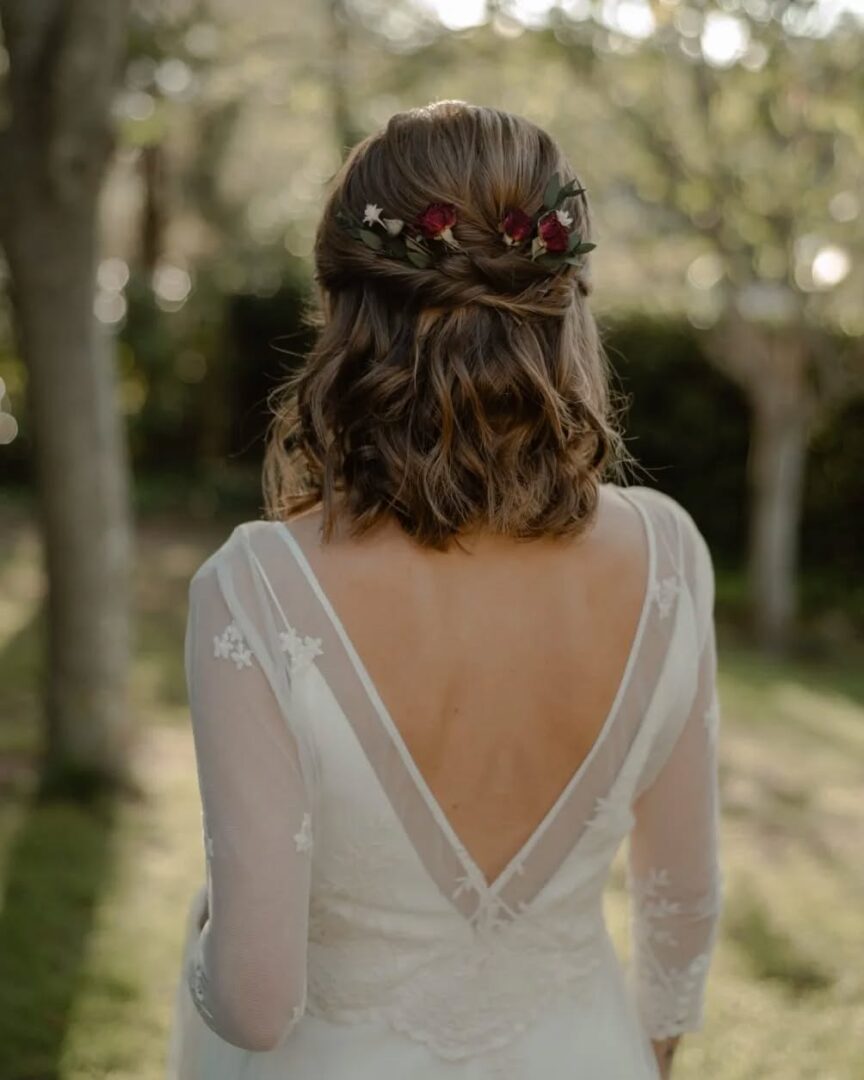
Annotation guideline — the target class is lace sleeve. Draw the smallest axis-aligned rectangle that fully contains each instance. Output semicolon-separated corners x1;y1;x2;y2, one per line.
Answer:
183;542;312;1052
626;513;723;1039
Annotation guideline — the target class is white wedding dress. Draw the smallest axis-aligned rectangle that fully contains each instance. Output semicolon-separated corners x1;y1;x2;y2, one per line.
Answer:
165;483;723;1080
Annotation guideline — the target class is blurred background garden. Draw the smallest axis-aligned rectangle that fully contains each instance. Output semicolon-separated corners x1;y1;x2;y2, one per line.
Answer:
0;0;863;1077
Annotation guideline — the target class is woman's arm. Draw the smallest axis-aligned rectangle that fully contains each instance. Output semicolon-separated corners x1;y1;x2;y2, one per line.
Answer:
183;555;313;1052
627;519;723;1070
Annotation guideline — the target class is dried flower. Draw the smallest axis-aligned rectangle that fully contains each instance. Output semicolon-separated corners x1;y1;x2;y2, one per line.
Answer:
336;176;596;276
417;202;458;245
535;211;571;255
500;208;534;246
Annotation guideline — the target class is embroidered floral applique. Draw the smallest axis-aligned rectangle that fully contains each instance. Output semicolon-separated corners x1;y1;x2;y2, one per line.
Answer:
584;793;635;840
294;811;314;854
651;575;681;619
635;949;712;1038
631;866;684;947
279;625;324;675
452;872;477;901
213;621;253;669
473;894;510;940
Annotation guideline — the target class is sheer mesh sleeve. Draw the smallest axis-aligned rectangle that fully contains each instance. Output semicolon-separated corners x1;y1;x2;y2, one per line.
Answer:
182;532;313;1052
626;508;723;1039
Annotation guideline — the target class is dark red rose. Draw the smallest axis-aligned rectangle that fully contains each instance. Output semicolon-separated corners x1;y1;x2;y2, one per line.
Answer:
537;211;570;254
501;208;534;246
417;202;458;240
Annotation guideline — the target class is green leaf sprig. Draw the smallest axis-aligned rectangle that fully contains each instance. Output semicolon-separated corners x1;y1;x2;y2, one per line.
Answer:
529;174;597;270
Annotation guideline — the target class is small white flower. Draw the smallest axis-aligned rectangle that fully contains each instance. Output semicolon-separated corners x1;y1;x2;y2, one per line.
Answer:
555;209;574;227
232;642;253;669
382;217;404;236
213;634;233;660
646;867;672;891
279;625;324;675
363;203;384;226
213;622;253;669
294;812;314;854
452;872;478;900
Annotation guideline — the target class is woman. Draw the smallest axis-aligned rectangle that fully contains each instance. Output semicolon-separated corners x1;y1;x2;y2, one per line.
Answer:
166;100;722;1080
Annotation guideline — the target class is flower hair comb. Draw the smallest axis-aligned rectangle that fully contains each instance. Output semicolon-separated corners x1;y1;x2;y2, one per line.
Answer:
501;174;596;268
335;201;459;270
335;173;596;273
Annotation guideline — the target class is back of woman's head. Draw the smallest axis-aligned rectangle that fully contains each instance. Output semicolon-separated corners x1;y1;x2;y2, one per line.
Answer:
264;100;631;548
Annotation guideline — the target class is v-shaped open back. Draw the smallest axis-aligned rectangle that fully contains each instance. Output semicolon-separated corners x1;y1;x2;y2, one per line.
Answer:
230;483;690;930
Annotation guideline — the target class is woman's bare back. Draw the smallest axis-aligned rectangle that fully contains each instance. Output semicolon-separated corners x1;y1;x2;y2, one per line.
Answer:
286;482;650;886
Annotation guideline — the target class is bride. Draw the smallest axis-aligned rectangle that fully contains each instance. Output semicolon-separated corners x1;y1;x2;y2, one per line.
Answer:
166;100;722;1080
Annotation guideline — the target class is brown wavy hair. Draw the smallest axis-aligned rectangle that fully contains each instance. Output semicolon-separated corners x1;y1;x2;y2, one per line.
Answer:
263;100;633;549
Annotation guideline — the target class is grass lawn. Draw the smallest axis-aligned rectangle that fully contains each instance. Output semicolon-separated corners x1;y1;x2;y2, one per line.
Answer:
0;508;862;1079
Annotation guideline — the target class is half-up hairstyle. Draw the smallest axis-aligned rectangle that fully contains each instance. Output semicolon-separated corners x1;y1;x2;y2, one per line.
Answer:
263;100;632;549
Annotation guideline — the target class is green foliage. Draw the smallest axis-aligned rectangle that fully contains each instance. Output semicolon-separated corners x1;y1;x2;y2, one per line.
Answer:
115;268;313;476
603;313;752;560
726;894;834;996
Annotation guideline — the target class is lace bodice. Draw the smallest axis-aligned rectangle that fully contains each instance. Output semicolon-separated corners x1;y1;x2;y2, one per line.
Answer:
182;484;723;1059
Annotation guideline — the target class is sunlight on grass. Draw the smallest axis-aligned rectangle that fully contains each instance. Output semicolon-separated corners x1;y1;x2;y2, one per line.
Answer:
1;512;862;1078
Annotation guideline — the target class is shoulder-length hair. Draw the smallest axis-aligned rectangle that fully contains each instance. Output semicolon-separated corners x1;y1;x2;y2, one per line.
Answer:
263;100;632;549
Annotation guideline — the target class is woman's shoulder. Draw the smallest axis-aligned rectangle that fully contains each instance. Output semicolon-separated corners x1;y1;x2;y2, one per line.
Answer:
610;482;709;549
608;482;714;598
188;518;288;591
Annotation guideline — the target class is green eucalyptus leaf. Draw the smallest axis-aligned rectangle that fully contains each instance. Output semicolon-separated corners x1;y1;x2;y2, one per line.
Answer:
359;229;384;251
572;242;596;254
406;249;432;269
338;208;364;230
566;232;582;253
542;174;561;210
559;180;586;201
385;236;407;258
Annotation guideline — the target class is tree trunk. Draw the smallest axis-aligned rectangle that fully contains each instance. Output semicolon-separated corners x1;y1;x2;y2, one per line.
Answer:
746;389;810;654
0;1;134;790
704;308;817;653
